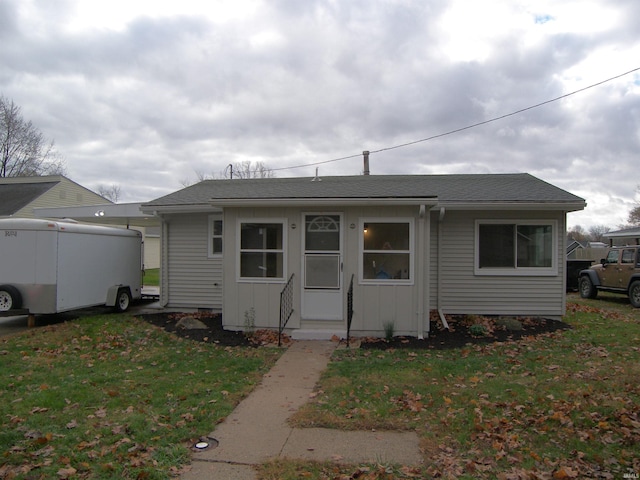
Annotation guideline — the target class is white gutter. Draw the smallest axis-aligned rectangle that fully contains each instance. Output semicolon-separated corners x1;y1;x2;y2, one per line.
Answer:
435;201;586;212
209;198;439;208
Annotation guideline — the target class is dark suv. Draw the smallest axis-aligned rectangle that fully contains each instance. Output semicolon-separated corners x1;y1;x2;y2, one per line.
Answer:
579;246;640;307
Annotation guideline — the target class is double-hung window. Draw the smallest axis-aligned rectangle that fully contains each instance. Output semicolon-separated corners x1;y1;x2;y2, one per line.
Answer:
476;220;556;275
360;219;413;284
208;215;223;257
239;220;285;280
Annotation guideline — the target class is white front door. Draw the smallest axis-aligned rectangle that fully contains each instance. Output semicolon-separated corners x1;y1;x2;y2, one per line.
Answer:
302;214;343;320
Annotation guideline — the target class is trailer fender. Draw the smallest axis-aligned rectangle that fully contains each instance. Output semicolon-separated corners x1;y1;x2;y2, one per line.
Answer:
106;285;132;312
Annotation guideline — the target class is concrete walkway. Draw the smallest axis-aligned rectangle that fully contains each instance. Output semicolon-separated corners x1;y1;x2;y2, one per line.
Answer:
181;340;422;479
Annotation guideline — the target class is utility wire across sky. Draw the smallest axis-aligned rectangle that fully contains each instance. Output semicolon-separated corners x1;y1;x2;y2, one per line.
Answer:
271;66;640;173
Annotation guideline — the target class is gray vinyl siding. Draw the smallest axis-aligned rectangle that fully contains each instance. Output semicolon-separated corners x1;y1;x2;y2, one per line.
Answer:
346;206;420;336
164;213;223;310
222;205;424;335
429;210;567;317
222;207;299;330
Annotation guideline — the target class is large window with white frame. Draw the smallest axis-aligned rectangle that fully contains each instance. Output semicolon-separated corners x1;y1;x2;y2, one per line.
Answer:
475;220;557;275
238;220;285;280
360;219;413;284
208;215;223;257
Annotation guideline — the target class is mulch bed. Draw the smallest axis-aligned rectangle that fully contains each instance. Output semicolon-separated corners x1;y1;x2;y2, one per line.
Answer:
136;311;570;350
360;316;570;350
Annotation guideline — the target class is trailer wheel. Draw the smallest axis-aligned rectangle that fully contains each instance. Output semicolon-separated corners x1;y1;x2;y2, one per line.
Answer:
114;288;131;312
0;285;22;311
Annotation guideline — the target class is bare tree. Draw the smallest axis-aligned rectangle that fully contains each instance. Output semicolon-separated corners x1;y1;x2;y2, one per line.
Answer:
567;225;588;243
222;161;274;179
0;95;65;177
628;186;640;226
97;184;121;203
588;225;611;243
182;161;275;186
629;205;640;226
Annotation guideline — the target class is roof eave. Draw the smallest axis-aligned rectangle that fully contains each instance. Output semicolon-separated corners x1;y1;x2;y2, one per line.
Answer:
208;197;439;207
140;204;223;215
435;201;586;212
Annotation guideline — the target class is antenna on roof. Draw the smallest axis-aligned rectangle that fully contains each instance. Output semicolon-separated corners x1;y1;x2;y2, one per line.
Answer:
363;151;370;175
312;167;322;182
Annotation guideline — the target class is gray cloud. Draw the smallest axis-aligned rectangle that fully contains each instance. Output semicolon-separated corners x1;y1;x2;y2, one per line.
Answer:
0;0;638;228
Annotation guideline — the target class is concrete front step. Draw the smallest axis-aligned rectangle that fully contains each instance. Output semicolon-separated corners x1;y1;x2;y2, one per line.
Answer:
291;329;347;340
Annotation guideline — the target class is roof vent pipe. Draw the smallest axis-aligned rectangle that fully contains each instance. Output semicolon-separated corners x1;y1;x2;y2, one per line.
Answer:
363;151;370;175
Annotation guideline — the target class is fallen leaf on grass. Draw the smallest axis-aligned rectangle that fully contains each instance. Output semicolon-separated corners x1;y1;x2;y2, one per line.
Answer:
553;466;578;479
57;466;77;478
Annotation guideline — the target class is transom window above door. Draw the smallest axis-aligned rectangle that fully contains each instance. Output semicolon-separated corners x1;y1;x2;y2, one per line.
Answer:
305;215;340;251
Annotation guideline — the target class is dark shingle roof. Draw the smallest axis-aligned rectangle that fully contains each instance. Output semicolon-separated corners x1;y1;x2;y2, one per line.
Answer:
143;174;585;210
0;182;58;216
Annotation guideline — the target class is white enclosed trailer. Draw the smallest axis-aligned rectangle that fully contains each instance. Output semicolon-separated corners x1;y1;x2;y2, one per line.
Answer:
0;218;142;315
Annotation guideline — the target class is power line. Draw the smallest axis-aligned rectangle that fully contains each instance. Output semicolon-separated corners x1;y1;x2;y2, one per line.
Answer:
271;66;640;172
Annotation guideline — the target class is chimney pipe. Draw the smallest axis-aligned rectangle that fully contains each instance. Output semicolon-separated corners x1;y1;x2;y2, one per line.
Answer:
363;151;370;175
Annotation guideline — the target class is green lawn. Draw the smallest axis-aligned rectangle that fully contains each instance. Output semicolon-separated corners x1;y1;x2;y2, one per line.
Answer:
0;314;282;479
271;293;640;479
142;268;159;286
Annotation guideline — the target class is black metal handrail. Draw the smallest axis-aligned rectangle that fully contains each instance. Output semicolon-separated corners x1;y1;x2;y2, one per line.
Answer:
346;273;354;347
278;273;295;346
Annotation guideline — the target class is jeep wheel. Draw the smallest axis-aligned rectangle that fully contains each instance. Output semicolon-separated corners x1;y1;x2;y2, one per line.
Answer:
579;276;598;299
629;280;640;308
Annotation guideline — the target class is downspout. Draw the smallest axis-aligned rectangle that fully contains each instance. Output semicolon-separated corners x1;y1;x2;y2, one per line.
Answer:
417;205;426;339
437;207;450;330
158;213;170;308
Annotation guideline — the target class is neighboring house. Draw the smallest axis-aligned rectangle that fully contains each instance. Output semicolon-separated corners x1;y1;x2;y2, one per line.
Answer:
141;173;585;338
566;239;585;259
603;226;640;246
0;175;110;218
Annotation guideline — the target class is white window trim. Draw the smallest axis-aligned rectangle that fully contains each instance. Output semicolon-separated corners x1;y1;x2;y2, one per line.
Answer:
237;218;287;283
359;217;414;285
474;219;558;276
208;214;223;258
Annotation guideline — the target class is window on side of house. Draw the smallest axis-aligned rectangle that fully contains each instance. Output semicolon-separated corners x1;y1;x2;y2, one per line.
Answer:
208;215;223;257
476;220;556;275
239;221;285;280
360;219;413;284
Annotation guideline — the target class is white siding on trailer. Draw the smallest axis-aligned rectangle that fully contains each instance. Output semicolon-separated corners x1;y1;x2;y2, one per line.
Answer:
164;213;223;309
429;210;567;316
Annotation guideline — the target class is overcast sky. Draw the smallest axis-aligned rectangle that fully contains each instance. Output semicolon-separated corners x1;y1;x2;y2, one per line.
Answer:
2;0;639;229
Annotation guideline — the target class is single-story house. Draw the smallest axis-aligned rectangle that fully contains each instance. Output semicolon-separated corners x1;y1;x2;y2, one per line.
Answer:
141;173;585;338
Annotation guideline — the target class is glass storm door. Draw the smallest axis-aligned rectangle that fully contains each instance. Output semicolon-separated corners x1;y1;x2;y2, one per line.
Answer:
302;214;343;320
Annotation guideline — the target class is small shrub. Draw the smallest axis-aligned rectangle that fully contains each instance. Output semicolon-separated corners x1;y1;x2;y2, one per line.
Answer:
383;321;395;341
244;307;256;337
469;324;487;337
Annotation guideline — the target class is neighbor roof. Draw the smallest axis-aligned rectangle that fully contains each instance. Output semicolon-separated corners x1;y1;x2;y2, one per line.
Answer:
142;173;586;212
0;181;59;216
